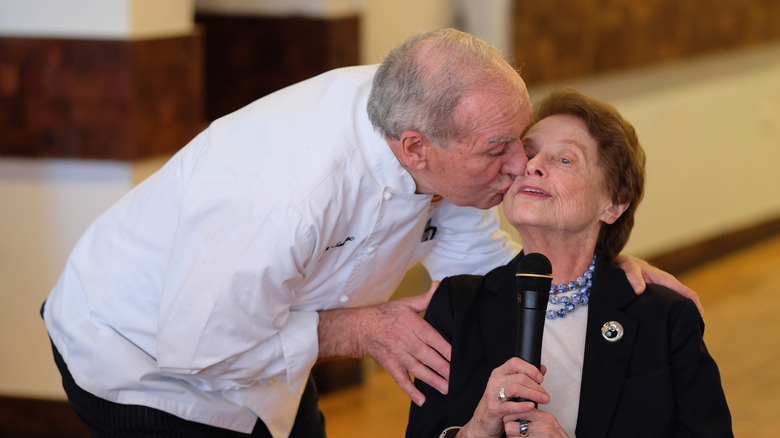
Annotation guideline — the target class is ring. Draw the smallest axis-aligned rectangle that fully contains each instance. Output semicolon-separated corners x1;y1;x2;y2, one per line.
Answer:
519;419;529;437
498;386;508;402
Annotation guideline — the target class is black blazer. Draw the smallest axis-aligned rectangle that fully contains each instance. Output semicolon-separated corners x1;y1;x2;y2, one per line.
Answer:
406;252;733;437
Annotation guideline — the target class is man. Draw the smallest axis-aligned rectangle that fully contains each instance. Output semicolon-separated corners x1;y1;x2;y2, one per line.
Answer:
42;29;696;437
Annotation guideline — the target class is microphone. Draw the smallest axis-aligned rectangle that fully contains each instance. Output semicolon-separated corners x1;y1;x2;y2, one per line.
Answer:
514;253;553;405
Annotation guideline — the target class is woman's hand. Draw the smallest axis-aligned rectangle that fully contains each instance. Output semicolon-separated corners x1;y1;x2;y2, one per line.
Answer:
457;358;550;438
503;408;570;438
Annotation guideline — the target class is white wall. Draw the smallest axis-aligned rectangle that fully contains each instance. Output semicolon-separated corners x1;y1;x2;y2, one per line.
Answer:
359;0;512;64
0;0;194;398
0;0;194;39
2;0;780;400
360;0;453;64
0;159;152;397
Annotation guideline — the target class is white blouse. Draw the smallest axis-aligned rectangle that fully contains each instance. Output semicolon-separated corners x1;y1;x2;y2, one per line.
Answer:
540;305;589;437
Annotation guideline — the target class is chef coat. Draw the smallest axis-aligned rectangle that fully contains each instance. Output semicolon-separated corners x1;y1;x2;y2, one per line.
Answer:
43;65;519;436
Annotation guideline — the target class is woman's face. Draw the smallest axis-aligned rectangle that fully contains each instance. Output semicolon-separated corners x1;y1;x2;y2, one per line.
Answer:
503;114;624;236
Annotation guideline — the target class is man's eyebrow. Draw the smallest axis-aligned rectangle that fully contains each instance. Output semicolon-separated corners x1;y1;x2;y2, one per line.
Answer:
487;135;519;144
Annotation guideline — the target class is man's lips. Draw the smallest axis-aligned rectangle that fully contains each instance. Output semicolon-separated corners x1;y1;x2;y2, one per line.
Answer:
518;185;550;197
497;181;514;195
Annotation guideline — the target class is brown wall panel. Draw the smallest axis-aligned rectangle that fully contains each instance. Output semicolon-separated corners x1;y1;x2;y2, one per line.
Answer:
196;14;360;120
512;0;780;84
0;33;204;160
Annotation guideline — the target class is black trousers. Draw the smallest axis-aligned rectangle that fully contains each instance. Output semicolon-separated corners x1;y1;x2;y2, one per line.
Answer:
45;307;326;437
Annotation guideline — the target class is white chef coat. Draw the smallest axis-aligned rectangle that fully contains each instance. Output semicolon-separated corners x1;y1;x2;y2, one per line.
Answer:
43;65;520;437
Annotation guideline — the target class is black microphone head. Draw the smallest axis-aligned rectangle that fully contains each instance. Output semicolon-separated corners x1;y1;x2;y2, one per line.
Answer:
516;253;553;293
514;253;552;394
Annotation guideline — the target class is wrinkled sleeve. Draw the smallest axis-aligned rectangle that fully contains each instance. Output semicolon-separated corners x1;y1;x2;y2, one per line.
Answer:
155;142;318;399
669;298;733;437
422;202;520;280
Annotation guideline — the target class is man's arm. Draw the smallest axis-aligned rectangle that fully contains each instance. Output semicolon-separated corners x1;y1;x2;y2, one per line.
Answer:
317;281;451;406
615;254;703;316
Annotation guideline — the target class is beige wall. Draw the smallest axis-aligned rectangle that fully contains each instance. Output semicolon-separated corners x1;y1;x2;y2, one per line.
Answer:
360;0;453;64
524;43;780;258
1;1;779;400
0;0;193;39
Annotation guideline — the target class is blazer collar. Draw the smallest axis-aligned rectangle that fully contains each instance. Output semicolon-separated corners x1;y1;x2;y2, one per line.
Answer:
478;252;524;371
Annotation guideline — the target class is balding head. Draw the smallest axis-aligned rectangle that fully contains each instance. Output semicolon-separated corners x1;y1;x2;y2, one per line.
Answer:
368;28;529;147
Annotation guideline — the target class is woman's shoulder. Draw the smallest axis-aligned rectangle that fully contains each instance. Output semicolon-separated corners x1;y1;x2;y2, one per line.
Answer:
425;274;486;341
435;274;485;308
643;282;691;303
640;282;697;308
600;262;701;319
624;281;703;329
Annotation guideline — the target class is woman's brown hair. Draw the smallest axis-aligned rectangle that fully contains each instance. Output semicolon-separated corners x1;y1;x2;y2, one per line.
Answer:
524;88;646;261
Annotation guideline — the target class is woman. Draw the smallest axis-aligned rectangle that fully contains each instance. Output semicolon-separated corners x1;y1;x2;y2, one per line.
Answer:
406;88;732;437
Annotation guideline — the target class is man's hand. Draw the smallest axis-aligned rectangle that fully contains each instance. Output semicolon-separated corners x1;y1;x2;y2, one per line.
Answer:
318;281;451;406
615;253;704;316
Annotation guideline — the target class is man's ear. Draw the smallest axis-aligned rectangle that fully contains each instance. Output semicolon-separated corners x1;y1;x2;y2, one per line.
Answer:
601;201;630;225
397;131;429;170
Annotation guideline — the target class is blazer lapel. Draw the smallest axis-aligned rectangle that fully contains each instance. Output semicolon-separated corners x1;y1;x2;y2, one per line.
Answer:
479;255;522;371
447;256;520;425
576;263;639;438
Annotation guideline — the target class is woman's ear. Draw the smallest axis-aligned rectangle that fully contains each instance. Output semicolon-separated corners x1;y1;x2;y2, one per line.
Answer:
601;201;630;225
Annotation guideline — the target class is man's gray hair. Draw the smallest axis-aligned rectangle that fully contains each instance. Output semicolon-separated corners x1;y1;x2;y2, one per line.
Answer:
367;28;520;146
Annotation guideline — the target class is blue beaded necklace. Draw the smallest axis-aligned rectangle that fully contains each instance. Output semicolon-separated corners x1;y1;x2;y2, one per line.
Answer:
545;253;597;320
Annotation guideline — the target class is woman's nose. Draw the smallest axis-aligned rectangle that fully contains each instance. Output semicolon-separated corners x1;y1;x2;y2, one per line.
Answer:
525;157;544;177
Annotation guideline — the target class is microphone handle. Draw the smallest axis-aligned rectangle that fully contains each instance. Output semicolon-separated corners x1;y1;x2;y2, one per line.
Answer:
513;289;547;406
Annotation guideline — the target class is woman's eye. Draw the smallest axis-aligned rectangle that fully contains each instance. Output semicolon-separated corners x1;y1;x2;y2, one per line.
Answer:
560;157;571;164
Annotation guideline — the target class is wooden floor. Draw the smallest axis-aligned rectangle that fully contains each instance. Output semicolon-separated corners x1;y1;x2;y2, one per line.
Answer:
320;233;780;437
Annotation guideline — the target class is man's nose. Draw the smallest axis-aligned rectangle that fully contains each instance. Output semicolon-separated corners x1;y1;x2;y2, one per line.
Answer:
502;142;528;176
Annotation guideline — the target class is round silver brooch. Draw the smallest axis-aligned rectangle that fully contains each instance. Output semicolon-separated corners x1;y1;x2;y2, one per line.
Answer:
601;321;624;342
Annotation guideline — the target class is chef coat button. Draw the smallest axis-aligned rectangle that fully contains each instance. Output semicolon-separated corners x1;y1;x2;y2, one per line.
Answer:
339;295;349;303
384;192;393;201
366;246;377;254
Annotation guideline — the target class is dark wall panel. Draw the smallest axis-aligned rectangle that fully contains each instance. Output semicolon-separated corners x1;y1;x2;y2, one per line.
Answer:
512;0;780;84
196;14;360;121
0;33;204;160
